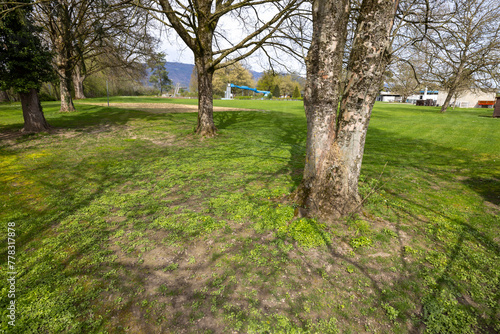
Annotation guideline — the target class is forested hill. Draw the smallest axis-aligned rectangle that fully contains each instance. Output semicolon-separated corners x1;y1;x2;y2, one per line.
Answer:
165;62;194;88
165;62;263;90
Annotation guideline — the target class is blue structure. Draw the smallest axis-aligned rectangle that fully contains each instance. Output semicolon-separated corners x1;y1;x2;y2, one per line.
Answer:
223;83;270;99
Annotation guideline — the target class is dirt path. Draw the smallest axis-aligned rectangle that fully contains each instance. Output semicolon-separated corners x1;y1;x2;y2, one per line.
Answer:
81;102;256;113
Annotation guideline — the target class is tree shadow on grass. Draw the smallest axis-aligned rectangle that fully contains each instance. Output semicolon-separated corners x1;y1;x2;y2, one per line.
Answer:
0;104;306;333
462;177;500;205
358;126;500;332
0;103;183;136
214;109;306;189
2;103;499;333
0;145;154;332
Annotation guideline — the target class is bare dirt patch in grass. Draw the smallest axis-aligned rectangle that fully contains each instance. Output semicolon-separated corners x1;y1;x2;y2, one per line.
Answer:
82;102;256;114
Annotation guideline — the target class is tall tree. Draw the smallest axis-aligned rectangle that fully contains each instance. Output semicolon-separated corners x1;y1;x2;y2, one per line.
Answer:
273;85;281;98
293;0;398;219
37;0;78;111
0;0;54;132
73;3;157;100
278;75;297;97
148;53;172;95
388;61;420;102
256;70;279;92
257;71;304;96
418;0;500;112
140;0;302;136
35;0;156;110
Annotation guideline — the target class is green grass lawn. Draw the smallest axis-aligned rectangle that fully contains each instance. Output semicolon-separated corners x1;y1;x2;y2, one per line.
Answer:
1;98;499;333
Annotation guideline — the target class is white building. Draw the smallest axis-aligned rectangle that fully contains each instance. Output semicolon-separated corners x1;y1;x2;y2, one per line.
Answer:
406;89;497;108
376;92;403;102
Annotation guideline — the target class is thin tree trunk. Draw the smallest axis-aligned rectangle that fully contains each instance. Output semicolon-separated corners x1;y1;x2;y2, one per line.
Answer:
440;87;456;112
195;56;217;137
294;0;397;220
19;88;51;133
440;65;463;112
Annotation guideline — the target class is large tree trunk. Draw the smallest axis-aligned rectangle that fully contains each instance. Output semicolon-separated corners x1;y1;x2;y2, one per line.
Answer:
294;0;397;220
335;0;395;213
293;0;350;218
54;21;76;112
195;56;217;137
19;88;51;133
73;64;86;100
59;74;75;112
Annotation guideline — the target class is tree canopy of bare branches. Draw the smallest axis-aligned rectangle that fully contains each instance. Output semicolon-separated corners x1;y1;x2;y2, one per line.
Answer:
33;0;156;110
411;0;500;111
137;0;303;136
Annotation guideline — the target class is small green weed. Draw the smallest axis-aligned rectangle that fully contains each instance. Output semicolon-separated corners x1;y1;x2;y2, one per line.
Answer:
381;303;399;322
349;236;373;249
382;228;397;238
164;263;179;271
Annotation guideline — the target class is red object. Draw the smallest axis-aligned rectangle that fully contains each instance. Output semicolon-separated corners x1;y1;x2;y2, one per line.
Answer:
478;101;496;106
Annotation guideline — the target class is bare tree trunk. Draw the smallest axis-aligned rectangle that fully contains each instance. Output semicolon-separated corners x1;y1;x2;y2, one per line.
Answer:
19;88;51;133
59;74;75;112
54;22;76;112
293;0;350;218
195;56;217;137
440;65;463;112
295;0;397;220
440;87;457;112
0;90;10;102
335;0;395;212
441;91;453;112
73;63;86;99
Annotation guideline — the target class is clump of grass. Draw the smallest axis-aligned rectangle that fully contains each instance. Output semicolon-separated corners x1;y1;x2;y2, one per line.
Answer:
164;263;179;272
349;236;373;249
422;288;477;334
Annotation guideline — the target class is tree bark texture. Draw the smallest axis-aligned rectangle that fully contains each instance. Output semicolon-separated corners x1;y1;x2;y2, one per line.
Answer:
440;89;455;112
59;74;75;112
195;57;217;137
73;63;85;99
193;6;218;137
19;88;51;133
440;80;459;112
295;0;397;220
294;0;350;218
53;9;76;112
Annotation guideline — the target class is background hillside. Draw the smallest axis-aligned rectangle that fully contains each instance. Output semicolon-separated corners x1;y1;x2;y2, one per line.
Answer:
165;62;263;90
